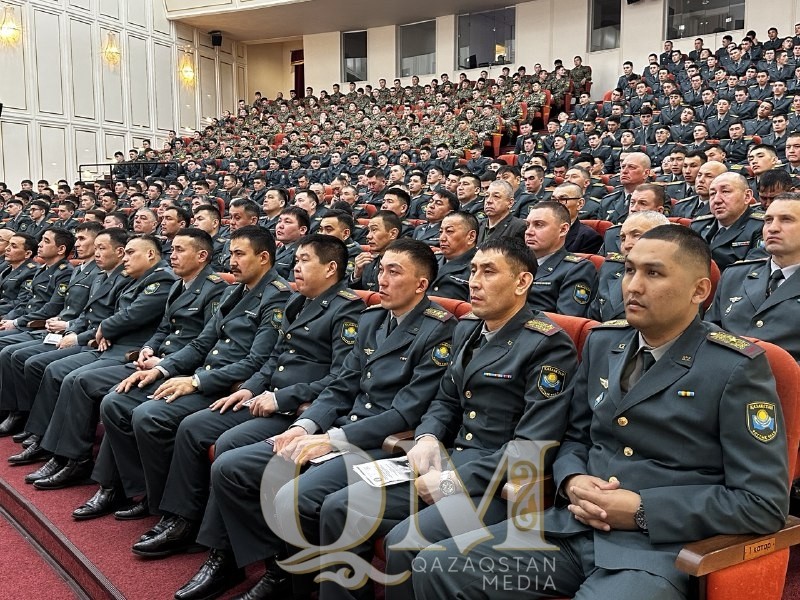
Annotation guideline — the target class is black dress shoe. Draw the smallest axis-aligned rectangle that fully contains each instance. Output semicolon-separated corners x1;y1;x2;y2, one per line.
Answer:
73;487;124;521
8;440;51;465
24;457;64;484
115;497;150;521
175;548;245;600
0;412;26;436
131;515;202;558
12;430;32;444
230;558;290;600
138;515;172;542
33;458;93;490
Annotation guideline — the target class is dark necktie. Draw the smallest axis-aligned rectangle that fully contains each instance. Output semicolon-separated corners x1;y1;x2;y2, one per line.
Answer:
641;349;656;374
767;269;785;297
462;331;487;366
386;316;398;335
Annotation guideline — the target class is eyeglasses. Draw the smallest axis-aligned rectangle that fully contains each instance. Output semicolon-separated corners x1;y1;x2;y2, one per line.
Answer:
554;197;583;202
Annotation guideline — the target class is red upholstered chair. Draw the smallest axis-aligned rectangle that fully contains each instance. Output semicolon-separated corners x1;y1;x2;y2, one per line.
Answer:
668;217;693;227
581;219;615;237
429;296;472;319
705;260;721;313
363;204;377;217
354;290;381;307
575;253;605;272
216;272;236;284
498;154;518;166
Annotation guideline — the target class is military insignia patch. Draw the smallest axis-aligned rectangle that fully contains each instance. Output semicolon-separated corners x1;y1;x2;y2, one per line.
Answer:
524;318;561;336
337;289;359;301
747;402;778;442
424;307;451;322
57;282;68;296
211;301;220;315
563;254;584;263
144;282;160;295
431;342;452;366
573;283;591;304
605;252;625;263
707;331;763;358
207;274;222;283
598;319;629;328
341;321;358;345
271;280;289;291
538;365;566;398
23;279;33;290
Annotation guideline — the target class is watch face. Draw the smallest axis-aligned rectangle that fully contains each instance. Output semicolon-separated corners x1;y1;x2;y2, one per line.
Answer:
440;479;457;497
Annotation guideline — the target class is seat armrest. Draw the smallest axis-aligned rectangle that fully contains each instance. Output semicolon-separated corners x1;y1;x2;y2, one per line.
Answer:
501;475;555;506
296;402;311;416
382;430;415;455
27;320;46;329
675;515;800;576
125;351;140;362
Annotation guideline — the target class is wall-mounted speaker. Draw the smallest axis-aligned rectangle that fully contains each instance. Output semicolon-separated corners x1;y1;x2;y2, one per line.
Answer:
210;31;222;47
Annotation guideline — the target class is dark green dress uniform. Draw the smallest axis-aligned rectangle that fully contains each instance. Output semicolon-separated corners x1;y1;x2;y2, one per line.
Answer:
599;188;630;224
344;239;362;277
528;248;597;317
42;266;229;481
196;296;456;569
690;207;765;270
460;197;486;220
27;262;177;445
413;318;789;600
588;252;626;322
100;269;291;514
210;236;230;272
307;308;577;600
0;261;41;316
412;221;442;247
274;241;299;280
671;195;710;219
706;258;800;361
430;248;475;301
1;258;73;330
50;218;81;234
158;281;365;524
350;254;380;291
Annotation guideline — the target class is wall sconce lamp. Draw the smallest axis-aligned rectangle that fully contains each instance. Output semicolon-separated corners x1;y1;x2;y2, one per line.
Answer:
0;5;22;46
178;47;195;87
102;31;121;66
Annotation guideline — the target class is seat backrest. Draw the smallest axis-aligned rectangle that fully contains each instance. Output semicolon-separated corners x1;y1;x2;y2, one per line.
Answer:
668;217;693;227
581;219;614;237
429;296;472;319
576;253;605;271
705;260;721;312
498;153;518;166
543;312;599;358
354;290;381;306
216;272;236;285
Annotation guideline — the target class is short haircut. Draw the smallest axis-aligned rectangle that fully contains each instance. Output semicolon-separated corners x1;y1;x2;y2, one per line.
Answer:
297;189;319;207
634;183;667;207
385;186;410;206
230;197;261;218
365;169;386;180
165;205;192;227
14;233;38;256
321;209;355;234
45;228;76;257
496;165;521;179
193;204;222;221
132;233;163;257
372;210;402;235
296;233;349;281
772;191;800;203
625;211;670;229
749;143;778;159
383;238;438;283
435;189;460;212
759;168;793;191
174;227;214;260
443;210;480;235
530;201;571;224
639;224;711;277
98;227;130;249
268;187;289;205
230;225;277;265
74;221;104;236
459;173;482;188
685;149;708;163
477;236;538;278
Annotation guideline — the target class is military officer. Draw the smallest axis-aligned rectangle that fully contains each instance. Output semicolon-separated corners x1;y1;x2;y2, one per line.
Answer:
50;200;81;233
176;239;456;600
599;153;652;225
71;229;228;519
25;199;53;240
302;236;578;600
13;234;176;477
317;211;363;276
98;226;290;528
430;212;478;301
589;211;670;322
0;233;40;317
0;223;102;438
274;206;310;280
133;235;364;559
2;198;32;232
413;190;458;248
690;171;765;270
601;184;667;255
525;202;597;317
350;211;400;291
706;192;800;360
413;225;788;600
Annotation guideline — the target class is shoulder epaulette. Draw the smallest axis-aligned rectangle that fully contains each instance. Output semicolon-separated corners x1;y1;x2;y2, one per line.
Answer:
337;289;359;301
524;318;563;336
26;262;37;269
58;263;67;270
728;257;769;267
362;304;385;312
207;273;223;284
693;214;715;221
563;254;585;263
605;252;625;263
460;311;479;320
707;330;765;358
673;196;696;204
424;307;453;322
749;211;765;220
270;279;289;291
596;319;630;328
662;180;685;186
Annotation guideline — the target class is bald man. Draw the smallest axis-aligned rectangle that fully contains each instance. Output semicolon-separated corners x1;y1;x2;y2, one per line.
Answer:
598;152;652;224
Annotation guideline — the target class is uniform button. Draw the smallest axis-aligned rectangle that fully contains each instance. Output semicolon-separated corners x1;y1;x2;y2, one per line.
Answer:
278;366;285;371
365;403;372;409
465;432;473;441
225;338;230;343
205;365;211;370
366;372;371;378
171;319;176;324
289;349;295;353
273;387;279;392
88;308;92;312
286;333;292;340
755;320;764;328
465;391;472;399
433;286;439;291
174;330;180;335
468;411;476;419
165;341;171;346
350;415;358;421
617;417;628;427
212;349;218;355
623;446;633;457
304;326;309;331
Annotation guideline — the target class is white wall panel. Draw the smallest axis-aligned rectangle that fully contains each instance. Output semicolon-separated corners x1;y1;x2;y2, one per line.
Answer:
70;19;96;120
199;55;218;120
39;126;68;184
128;0;147;28
74;130;99;175
0;8;26;110
69;0;91;10
179;82;197;131
153;0;171;35
220;61;234;118
237;65;246;102
128;36;151;127
104;133;127;161
34;10;65;115
99;0;120;19
154;43;175;130
0;123;32;187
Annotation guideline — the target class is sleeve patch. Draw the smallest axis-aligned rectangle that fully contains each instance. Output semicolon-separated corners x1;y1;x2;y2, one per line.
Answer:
573;283;592;304
538;365;566;398
144;282;160;295
57;282;68;297
210;301;220;315
747;402;778;442
271;308;284;328
424;307;453;322
707;331;764;358
431;342;452;366
524;318;562;336
341;321;358;345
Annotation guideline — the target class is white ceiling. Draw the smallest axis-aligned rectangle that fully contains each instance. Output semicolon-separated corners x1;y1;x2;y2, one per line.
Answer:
175;0;527;44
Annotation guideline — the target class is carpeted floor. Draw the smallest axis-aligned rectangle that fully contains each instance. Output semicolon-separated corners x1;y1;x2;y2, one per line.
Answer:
0;512;80;599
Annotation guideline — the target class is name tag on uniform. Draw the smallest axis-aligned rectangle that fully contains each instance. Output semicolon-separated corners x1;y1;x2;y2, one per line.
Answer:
532;281;552;286
731;241;751;247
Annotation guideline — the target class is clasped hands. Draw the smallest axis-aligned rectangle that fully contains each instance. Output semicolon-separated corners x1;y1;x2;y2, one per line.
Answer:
564;474;641;532
115;368;193;403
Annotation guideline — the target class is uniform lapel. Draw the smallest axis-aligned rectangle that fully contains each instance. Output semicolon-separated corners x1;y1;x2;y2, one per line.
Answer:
742;263;768;311
367;298;428;363
757;268;800;313
462;309;530;385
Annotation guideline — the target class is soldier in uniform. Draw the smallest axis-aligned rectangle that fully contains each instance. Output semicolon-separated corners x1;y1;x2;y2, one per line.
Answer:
299;237;578;600
274;206;310;280
456;173;486;220
0;223;102;438
95;226;290;534
19;235;177;487
571;55;593;94
131;235;364;563
706;191;800;360
525;202;597;317
599;153;653;225
25;199;53;240
71;229;229;519
690;171;765;270
0;234;43;317
317;211;363;276
601;184;667;254
589;211;670;322
173;239;456;600
2;198;32;232
430;212;478;301
413;224;788;600
50;200;81;234
350;211;401;291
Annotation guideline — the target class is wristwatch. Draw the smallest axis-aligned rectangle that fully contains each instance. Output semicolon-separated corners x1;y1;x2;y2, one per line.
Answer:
191;374;200;390
634;502;648;533
439;470;457;497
